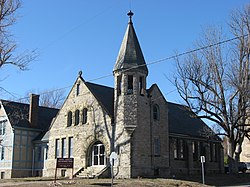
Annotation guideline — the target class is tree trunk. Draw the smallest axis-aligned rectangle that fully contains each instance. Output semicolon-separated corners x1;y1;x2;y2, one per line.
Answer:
227;138;238;174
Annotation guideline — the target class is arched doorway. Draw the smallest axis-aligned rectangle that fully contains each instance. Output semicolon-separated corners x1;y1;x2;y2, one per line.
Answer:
91;141;106;166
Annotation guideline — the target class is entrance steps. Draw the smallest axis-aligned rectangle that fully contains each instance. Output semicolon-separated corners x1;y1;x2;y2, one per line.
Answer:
76;166;108;178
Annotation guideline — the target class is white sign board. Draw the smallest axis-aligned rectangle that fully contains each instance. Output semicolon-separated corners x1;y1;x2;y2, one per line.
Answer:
200;156;205;163
109;152;118;166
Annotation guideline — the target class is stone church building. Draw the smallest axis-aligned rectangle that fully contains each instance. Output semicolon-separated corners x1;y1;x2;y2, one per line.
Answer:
0;11;224;179
43;11;224;178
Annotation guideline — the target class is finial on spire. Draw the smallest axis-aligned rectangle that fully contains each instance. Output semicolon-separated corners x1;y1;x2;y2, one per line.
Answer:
78;70;82;77
127;10;134;23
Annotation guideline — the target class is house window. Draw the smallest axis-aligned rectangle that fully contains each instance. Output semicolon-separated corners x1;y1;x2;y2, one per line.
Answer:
154;137;161;156
153;104;160;121
139;76;144;95
0;121;6;135
92;141;105;166
117;76;122;96
45;145;48;160
127;75;133;94
75;110;80;125
55;139;60;158
68;137;73;158
172;138;186;160
0;172;4;179
192;141;198;161
116;145;120;155
0;171;5;179
1;147;4;160
173;139;178;159
76;83;80;96
67;111;72;127
62;138;66;158
179;139;184;159
82;108;88;124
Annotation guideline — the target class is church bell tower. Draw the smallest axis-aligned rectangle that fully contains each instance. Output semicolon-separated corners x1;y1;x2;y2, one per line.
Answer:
113;11;151;178
113;10;148;136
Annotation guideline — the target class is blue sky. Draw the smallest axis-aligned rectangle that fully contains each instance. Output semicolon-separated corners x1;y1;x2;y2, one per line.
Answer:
0;0;249;103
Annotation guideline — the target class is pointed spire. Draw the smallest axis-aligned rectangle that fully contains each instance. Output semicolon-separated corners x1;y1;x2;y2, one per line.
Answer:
113;11;148;75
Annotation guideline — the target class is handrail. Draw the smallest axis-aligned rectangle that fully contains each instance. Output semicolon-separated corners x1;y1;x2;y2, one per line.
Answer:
73;167;84;177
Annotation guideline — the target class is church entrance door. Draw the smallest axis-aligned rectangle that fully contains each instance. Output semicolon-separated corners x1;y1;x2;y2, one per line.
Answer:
91;141;106;166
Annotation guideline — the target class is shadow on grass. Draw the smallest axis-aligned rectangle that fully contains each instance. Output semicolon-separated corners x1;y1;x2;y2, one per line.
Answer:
91;183;117;186
174;173;250;186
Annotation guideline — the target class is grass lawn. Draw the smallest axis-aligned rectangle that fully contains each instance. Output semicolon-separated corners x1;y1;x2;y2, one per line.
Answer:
0;173;249;187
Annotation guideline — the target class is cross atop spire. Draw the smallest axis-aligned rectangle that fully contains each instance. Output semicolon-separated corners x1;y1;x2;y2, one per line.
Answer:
127;10;134;23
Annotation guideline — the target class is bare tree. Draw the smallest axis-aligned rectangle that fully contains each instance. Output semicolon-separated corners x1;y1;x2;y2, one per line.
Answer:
174;5;250;172
19;89;65;108
39;89;65;108
0;0;36;70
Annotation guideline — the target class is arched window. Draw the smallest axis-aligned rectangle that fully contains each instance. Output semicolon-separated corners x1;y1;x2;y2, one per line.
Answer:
127;75;133;94
82;108;88;124
67;111;72;127
75;109;80;125
153;104;160;121
117;76;121;96
139;76;145;95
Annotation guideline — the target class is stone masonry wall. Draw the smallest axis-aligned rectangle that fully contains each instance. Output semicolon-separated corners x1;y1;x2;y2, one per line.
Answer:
113;72;170;178
138;85;169;177
43;77;112;177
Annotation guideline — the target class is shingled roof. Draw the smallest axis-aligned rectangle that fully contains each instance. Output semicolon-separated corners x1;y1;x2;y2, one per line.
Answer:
113;11;148;75
168;102;220;141
1;100;59;131
1;83;219;141
85;82;114;117
83;82;219;140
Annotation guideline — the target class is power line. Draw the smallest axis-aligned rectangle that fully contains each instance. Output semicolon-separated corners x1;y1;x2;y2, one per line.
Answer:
3;33;249;103
40;3;117;52
128;34;249;72
89;34;248;81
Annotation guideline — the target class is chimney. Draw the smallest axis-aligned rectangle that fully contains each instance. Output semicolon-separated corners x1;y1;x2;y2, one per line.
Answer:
29;94;39;127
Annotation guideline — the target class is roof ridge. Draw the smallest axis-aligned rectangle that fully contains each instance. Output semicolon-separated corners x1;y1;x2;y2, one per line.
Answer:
1;99;29;106
85;81;114;90
1;99;60;110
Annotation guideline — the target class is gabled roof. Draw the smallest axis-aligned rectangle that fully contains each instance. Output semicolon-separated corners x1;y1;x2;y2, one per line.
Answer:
85;82;114;117
1;100;30;128
167;102;220;141
0;100;58;131
113;11;148;75
82;82;219;140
